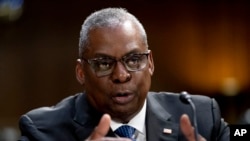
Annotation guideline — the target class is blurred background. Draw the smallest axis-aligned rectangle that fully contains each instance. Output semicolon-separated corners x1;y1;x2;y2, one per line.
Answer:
0;0;250;140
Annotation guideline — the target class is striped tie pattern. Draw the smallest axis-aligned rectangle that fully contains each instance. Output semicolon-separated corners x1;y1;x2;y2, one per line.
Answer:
115;125;136;141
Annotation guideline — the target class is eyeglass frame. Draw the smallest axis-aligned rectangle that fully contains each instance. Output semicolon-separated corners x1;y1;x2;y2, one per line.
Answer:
80;50;151;77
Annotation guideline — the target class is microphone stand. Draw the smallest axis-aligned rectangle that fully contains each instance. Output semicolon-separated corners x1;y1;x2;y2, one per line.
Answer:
180;91;199;141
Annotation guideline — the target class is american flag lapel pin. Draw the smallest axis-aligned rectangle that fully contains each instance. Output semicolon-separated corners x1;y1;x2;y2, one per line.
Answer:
163;128;172;134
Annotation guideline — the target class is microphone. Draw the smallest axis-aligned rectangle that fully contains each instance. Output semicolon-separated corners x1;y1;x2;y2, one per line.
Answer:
179;91;199;141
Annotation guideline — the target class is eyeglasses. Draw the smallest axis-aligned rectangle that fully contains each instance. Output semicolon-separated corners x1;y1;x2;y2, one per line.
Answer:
81;50;151;77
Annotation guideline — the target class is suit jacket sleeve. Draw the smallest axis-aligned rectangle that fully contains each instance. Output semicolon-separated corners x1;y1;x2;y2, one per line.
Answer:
211;98;230;141
18;115;43;141
18;114;58;141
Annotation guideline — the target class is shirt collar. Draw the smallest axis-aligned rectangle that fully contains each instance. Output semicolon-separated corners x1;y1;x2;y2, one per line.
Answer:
110;100;147;134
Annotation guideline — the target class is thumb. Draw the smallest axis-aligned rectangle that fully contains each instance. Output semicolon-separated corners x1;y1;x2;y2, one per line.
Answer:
88;114;111;140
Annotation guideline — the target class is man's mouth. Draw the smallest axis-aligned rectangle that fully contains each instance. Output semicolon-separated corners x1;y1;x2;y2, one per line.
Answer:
112;93;134;104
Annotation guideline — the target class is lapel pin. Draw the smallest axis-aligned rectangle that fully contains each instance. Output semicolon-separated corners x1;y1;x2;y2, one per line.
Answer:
163;128;172;134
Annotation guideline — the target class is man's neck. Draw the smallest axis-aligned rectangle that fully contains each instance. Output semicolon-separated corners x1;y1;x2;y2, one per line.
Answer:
110;100;147;133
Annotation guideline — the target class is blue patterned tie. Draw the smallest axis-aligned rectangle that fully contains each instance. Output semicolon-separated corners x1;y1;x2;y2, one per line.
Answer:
115;125;136;141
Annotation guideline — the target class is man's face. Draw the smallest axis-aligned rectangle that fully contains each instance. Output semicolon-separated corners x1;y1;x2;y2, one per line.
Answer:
77;21;154;122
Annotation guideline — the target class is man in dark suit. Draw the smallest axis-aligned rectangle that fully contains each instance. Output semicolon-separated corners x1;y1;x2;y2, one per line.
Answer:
19;8;229;141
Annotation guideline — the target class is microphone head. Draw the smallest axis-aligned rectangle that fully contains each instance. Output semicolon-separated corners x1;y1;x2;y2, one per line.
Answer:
179;91;191;104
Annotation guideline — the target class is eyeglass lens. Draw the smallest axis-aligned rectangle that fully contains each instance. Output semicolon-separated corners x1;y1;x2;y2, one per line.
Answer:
87;51;150;77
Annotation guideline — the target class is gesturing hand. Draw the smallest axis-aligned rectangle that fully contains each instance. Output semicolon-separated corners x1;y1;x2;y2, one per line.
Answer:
180;114;206;141
86;114;131;141
88;113;206;141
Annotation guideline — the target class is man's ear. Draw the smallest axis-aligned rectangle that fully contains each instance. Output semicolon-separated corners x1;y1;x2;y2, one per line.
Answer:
148;50;154;76
76;59;85;85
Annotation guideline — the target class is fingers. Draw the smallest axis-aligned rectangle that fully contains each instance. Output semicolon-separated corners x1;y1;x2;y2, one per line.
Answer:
180;114;207;141
88;137;131;141
198;135;207;141
180;114;195;141
87;114;132;141
88;114;111;140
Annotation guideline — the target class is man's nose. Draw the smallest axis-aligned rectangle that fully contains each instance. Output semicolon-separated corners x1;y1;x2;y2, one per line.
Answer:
111;62;131;83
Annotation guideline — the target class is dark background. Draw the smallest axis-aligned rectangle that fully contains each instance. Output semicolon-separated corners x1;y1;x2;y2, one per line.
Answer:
0;0;250;138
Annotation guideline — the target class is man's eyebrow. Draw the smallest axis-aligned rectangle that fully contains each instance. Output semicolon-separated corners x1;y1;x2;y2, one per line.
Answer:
93;53;114;58
123;49;142;56
92;49;143;58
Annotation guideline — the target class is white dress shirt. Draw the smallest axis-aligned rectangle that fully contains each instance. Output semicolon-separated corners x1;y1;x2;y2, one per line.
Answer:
111;100;147;141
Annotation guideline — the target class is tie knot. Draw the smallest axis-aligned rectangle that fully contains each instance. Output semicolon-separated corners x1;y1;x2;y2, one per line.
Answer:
115;125;136;140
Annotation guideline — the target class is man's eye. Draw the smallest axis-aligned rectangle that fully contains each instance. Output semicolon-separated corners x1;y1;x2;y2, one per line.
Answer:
126;55;141;66
96;59;114;70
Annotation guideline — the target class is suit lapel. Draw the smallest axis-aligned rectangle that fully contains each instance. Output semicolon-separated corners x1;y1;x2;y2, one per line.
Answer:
72;93;116;140
146;93;179;141
72;93;102;140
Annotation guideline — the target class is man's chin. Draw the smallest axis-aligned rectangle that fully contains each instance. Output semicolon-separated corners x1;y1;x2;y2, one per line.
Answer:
109;108;138;122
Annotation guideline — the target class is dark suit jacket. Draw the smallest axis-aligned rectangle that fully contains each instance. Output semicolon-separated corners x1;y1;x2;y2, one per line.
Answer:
18;92;229;141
